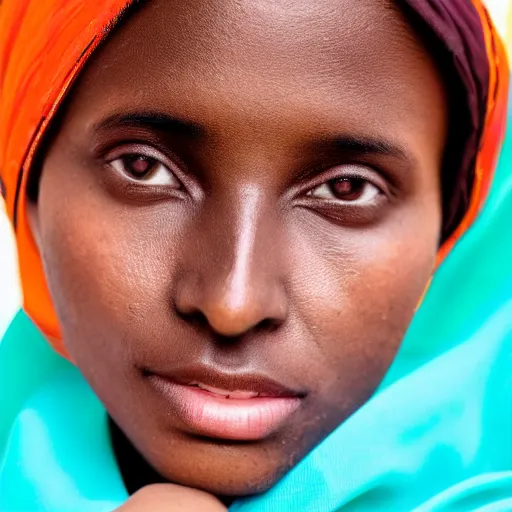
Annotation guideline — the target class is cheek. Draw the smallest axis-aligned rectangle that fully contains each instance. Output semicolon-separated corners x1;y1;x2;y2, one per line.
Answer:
288;205;440;407
36;166;183;391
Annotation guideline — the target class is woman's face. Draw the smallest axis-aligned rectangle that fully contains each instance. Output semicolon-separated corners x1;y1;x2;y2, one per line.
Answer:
29;0;447;497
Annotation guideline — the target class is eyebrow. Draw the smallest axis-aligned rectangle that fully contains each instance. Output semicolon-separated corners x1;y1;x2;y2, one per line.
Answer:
92;111;204;138
327;135;412;163
93;112;415;169
302;134;418;179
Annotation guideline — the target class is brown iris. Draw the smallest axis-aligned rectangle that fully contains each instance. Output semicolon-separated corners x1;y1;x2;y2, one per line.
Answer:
328;178;366;201
124;155;157;179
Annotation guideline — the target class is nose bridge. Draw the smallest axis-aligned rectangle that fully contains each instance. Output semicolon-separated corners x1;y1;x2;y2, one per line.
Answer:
222;185;262;311
175;184;287;337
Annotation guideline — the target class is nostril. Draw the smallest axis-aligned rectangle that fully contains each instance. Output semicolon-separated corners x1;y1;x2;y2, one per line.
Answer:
255;317;282;334
175;297;283;338
176;307;210;330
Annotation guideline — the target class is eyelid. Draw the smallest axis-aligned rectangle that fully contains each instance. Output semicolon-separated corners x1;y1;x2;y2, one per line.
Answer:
103;142;203;200
105;143;176;167
292;164;391;200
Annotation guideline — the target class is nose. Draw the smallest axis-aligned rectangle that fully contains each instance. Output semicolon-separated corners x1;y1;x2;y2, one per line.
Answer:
174;187;288;338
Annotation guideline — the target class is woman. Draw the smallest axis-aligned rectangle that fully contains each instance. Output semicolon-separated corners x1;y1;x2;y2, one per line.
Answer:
0;0;511;510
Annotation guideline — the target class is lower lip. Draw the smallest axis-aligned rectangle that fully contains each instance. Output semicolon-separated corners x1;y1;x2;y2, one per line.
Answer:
149;377;301;441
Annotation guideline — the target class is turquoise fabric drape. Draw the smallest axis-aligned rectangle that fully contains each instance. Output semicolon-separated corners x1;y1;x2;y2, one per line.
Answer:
1;95;512;512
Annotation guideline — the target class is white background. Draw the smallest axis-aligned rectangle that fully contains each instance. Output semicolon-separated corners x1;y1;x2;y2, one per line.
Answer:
0;0;508;337
0;201;21;338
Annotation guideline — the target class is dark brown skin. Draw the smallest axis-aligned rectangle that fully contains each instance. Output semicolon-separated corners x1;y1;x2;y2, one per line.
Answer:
28;0;447;500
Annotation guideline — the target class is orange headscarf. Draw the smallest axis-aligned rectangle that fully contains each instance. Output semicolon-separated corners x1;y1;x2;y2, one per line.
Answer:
0;0;134;355
0;0;509;357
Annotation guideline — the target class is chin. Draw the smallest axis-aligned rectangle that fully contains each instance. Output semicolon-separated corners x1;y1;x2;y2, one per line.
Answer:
207;479;276;498
149;439;296;498
188;470;284;498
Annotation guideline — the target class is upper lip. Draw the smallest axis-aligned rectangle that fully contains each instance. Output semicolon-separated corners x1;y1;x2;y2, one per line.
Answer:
144;364;306;398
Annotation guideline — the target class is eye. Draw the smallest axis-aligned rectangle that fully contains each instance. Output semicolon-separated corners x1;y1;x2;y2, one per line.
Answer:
308;177;380;204
109;154;181;188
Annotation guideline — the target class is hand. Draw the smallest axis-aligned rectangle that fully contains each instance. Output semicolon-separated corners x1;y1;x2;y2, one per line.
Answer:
114;484;228;511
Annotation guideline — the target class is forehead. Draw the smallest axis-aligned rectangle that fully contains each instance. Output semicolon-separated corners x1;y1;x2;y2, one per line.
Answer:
109;0;409;76
63;0;445;152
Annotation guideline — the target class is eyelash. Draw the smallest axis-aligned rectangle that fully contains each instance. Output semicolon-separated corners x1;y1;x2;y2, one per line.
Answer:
109;155;182;187
306;177;382;205
104;146;388;212
103;144;198;201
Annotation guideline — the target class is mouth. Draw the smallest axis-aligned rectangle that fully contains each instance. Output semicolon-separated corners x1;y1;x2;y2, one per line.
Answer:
145;366;305;441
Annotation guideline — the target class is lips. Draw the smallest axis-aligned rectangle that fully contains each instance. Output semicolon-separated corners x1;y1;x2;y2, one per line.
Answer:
188;382;260;399
145;365;304;441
